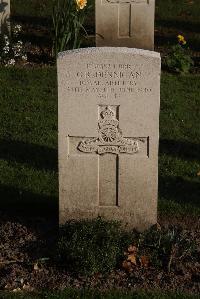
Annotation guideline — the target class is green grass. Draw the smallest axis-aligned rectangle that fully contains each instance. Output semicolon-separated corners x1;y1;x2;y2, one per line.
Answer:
11;0;53;18
156;0;200;51
0;290;199;299
0;67;58;217
0;67;199;218
159;73;200;216
156;0;200;24
11;0;94;18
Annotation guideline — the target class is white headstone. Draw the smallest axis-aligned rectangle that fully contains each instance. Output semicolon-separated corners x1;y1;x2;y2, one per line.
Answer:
58;47;160;230
96;0;155;50
0;0;10;33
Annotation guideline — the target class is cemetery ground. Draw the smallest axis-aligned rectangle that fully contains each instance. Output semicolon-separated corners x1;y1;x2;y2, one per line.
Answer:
0;0;200;298
0;64;200;298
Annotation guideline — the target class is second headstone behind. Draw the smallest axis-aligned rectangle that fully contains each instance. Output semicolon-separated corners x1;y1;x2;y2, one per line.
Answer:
96;0;155;50
0;0;10;33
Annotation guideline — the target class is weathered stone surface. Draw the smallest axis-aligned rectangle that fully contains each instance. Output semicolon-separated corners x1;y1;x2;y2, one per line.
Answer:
58;47;161;230
0;0;10;33
96;0;155;50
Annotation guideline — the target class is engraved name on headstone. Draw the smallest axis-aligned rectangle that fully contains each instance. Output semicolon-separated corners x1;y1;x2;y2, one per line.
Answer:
96;0;155;50
58;47;161;230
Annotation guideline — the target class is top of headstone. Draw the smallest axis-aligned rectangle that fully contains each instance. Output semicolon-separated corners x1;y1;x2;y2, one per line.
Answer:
105;0;151;2
58;47;160;60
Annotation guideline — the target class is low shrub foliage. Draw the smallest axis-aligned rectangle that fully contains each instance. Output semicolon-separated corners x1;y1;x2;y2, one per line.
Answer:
57;218;197;276
129;225;196;272
165;35;193;74
0;24;27;66
57;218;128;275
52;0;92;57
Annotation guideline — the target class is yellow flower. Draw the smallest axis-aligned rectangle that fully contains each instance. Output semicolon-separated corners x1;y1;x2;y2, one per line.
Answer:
177;34;186;45
177;34;184;41
76;0;87;10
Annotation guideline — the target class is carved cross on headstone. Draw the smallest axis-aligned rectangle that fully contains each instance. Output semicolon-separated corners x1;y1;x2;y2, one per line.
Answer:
104;0;149;37
68;105;148;207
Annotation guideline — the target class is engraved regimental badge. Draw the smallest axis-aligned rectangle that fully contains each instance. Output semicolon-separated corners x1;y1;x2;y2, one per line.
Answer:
78;106;139;155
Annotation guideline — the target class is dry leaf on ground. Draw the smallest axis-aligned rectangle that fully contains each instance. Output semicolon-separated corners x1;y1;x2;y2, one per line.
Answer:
140;255;150;268
128;245;137;253
127;253;137;265
22;283;34;291
122;260;133;272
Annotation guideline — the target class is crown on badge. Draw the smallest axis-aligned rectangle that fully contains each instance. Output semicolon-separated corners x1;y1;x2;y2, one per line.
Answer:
99;106;119;128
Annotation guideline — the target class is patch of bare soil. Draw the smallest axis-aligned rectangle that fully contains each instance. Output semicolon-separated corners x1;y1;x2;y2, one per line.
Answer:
0;213;199;295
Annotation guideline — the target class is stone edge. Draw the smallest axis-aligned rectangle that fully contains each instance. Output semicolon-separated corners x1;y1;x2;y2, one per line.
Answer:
58;47;160;60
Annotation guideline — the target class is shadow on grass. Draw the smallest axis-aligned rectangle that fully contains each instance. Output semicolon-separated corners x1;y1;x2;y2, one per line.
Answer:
155;34;176;46
0;183;58;220
12;15;51;27
20;31;52;47
155;34;200;53
156;19;200;34
159;139;200;209
160;139;200;161
0;139;57;172
159;175;200;208
155;19;200;52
